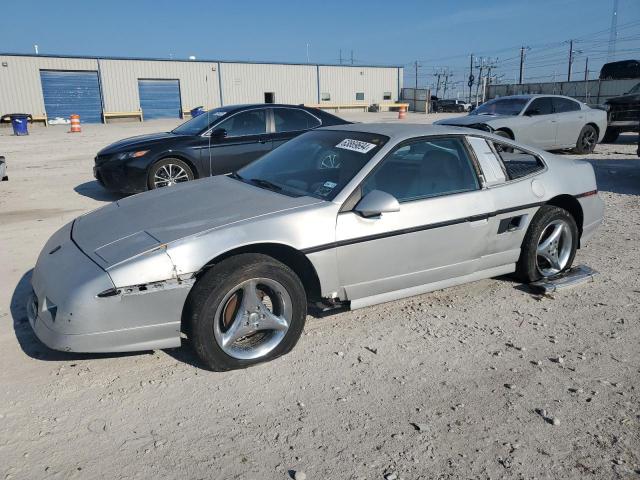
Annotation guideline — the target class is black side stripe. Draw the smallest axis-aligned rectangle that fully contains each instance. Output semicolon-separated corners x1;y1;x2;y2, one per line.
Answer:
302;192;595;255
301;201;546;255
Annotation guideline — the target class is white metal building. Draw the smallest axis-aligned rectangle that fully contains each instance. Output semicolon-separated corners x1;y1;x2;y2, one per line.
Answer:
0;53;403;123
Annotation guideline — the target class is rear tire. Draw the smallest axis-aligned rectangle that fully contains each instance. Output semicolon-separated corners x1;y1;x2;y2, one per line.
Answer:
573;125;598;154
602;127;620;144
515;205;578;283
148;158;194;190
186;254;307;371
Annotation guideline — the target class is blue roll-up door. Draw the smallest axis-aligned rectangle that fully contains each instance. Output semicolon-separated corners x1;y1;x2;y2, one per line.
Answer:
40;70;103;123
138;79;182;120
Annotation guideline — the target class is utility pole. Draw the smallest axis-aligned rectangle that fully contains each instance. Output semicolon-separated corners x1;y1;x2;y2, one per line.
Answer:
608;0;619;61
519;46;525;84
339;49;342;65
474;57;486;106
442;69;452;99
434;71;442;98
468;54;474;103
567;39;574;82
350;50;354;65
584;57;589;102
413;60;420;113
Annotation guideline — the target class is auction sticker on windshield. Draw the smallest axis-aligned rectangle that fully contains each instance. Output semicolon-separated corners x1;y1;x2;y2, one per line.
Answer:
335;138;377;154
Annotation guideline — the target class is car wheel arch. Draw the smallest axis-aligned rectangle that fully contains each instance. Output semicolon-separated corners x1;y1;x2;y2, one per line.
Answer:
495;127;514;139
183;243;322;326
545;194;584;242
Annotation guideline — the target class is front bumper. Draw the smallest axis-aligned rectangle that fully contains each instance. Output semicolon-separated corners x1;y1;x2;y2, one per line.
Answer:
28;222;185;353
93;157;149;194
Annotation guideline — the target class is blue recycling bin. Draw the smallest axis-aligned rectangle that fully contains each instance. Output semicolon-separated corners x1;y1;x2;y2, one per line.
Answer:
1;114;31;136
190;106;205;117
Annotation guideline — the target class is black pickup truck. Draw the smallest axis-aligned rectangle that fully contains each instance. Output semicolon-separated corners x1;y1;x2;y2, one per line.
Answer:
603;82;640;143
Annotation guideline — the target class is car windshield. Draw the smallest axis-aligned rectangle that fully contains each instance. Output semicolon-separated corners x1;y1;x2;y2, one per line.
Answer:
171;108;229;135
235;130;388;200
471;97;529;116
627;82;640;94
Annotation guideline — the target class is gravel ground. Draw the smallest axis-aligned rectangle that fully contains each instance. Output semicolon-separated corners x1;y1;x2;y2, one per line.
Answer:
0;112;639;479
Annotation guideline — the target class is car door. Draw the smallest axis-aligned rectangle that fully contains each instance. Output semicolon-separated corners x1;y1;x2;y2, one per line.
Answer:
552;97;584;147
334;136;494;301
270;107;322;149
203;108;272;175
521;97;558;149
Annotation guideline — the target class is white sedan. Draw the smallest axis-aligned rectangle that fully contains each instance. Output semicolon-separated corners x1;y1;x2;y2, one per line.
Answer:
436;94;607;153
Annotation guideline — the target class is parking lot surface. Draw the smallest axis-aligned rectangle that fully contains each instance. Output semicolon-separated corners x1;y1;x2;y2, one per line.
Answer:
1;112;639;479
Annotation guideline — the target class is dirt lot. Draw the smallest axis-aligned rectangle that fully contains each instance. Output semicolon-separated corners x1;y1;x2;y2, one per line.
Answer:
1;112;639;479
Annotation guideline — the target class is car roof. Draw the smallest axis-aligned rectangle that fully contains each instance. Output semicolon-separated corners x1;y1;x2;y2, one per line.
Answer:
493;94;580;101
321;122;475;141
218;103;316;112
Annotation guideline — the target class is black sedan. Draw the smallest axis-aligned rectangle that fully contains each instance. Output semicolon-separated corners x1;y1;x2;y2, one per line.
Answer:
94;104;348;193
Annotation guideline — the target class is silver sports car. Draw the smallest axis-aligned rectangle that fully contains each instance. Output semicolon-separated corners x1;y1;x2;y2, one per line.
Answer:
28;124;603;370
435;94;607;154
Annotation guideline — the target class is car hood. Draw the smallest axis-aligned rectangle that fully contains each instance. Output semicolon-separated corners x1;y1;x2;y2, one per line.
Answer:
98;132;185;155
435;114;513;126
72;176;323;268
606;93;640;105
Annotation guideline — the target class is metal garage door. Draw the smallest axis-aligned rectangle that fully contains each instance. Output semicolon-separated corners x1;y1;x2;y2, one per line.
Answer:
138;79;182;120
40;70;103;123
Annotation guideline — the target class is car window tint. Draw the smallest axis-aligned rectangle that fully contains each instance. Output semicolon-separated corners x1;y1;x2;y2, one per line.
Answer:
236;130;388;201
217;109;266;136
362;138;479;202
525;97;553;115
491;141;545;180
273;108;321;133
552;97;580;113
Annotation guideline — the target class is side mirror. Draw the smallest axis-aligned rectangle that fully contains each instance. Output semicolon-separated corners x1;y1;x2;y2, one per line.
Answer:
524;108;540;116
354;190;400;218
209;128;227;141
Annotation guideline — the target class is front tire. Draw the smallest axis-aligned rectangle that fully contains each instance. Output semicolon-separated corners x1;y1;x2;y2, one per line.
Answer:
602;127;620;144
148;158;194;190
573;125;598;154
516;205;578;283
186;254;307;371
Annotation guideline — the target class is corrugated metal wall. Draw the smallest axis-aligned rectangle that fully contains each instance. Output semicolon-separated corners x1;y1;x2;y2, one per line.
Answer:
219;63;317;105
0;55;401;120
98;59;219;113
318;66;401;104
487;78;640;104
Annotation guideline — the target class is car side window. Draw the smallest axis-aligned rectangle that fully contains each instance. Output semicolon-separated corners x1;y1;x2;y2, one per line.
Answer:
525;97;553;116
491;141;545;180
362;138;479;202
552;97;581;113
217;109;267;137
274;108;321;133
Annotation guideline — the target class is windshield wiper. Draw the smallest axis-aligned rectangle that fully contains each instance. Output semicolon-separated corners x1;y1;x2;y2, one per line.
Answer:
229;171;243;180
249;178;282;192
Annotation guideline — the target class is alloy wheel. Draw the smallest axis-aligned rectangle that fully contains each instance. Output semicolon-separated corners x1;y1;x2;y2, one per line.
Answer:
581;129;597;152
213;278;292;360
153;163;190;188
536;219;573;277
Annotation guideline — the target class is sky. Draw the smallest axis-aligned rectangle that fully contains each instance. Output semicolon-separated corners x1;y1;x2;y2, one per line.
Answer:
2;0;639;98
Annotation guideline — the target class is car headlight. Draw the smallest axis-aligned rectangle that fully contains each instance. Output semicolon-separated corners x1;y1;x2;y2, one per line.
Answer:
116;150;149;160
469;123;493;132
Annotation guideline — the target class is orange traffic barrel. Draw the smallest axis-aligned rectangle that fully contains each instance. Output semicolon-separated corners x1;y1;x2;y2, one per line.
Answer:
70;114;81;133
398;105;407;120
